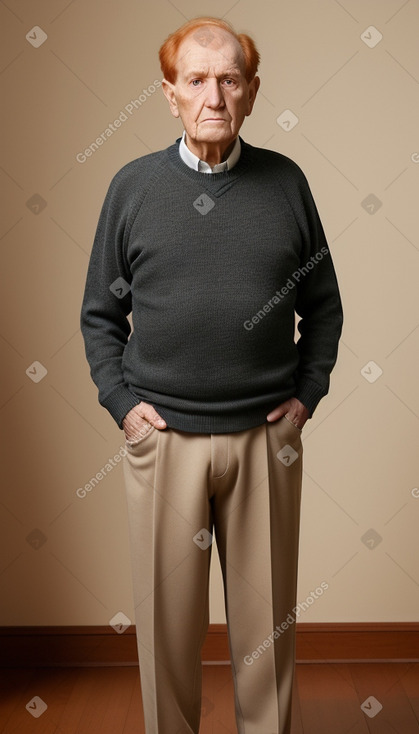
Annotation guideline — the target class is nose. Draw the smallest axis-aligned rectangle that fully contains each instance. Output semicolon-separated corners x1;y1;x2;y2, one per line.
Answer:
205;78;225;108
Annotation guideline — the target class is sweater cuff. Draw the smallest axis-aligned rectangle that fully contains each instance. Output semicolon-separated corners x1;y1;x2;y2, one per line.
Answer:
295;378;327;417
101;384;141;429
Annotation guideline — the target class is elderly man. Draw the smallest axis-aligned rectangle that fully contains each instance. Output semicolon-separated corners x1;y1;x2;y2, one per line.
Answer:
81;16;343;734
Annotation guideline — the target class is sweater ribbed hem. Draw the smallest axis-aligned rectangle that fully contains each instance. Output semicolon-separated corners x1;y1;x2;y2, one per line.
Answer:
145;396;297;434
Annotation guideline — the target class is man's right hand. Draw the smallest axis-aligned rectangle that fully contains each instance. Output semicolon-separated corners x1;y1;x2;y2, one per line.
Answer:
122;402;167;441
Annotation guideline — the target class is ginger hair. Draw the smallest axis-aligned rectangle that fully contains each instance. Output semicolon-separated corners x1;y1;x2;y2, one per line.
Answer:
159;16;260;83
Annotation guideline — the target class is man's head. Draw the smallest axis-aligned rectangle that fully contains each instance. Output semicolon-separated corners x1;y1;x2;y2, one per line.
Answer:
159;17;260;163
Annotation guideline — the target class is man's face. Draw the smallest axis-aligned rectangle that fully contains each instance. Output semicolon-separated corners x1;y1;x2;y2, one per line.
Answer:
162;27;259;153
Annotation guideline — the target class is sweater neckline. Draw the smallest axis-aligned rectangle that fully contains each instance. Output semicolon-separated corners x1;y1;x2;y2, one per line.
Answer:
166;136;252;196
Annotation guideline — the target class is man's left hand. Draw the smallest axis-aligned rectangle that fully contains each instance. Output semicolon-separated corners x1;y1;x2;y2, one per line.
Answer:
266;397;309;430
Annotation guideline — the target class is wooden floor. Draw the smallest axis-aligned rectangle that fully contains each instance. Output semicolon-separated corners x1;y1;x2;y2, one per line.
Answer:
1;662;418;733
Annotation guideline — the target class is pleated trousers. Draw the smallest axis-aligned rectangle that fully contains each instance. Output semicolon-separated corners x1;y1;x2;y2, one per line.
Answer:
122;415;303;734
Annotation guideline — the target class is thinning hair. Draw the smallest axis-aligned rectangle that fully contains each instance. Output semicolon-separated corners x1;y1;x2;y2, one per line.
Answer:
159;16;260;83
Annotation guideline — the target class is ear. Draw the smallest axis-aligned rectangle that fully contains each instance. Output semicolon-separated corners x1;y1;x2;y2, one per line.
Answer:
245;75;260;116
162;79;180;118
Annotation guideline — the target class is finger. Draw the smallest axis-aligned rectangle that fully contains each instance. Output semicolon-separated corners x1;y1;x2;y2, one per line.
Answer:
123;404;161;436
138;402;167;429
122;406;143;430
266;405;288;422
123;415;149;440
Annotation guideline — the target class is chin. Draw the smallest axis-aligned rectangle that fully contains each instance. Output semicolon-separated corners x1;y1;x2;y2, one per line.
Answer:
197;130;233;143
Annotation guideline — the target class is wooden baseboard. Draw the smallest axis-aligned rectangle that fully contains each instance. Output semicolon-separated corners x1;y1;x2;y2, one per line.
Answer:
1;623;418;667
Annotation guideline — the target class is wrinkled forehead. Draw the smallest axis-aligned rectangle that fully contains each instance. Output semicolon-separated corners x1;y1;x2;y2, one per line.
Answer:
175;27;246;78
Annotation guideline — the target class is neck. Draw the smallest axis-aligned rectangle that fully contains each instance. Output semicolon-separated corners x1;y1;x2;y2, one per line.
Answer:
185;135;235;167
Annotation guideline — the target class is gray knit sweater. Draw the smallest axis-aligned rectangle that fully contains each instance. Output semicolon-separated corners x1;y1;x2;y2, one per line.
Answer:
80;138;343;433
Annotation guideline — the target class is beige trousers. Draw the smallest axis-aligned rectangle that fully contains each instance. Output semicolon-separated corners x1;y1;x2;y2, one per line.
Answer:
123;416;303;734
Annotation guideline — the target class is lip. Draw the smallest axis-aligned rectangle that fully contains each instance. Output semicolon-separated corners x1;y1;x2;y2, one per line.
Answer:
201;118;226;122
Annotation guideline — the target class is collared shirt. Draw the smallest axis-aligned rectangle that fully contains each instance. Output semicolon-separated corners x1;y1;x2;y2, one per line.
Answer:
179;130;241;173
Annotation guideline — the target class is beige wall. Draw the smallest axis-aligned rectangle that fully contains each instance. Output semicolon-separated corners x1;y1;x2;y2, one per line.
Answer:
1;0;418;627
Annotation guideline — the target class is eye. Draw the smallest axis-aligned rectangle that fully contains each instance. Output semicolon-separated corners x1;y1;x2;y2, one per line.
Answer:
191;79;202;87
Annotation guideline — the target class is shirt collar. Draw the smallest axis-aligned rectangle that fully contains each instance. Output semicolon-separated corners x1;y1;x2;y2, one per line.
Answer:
179;130;241;173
